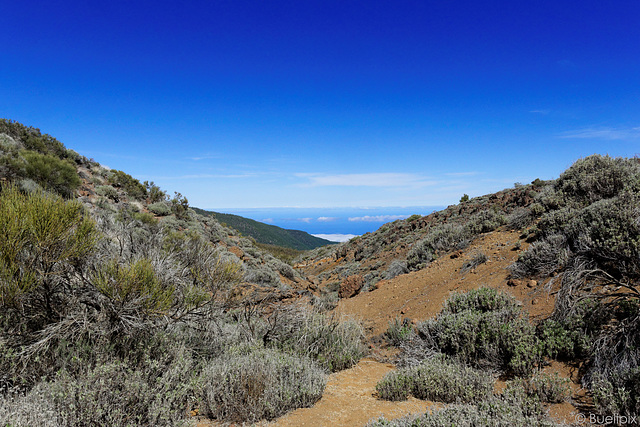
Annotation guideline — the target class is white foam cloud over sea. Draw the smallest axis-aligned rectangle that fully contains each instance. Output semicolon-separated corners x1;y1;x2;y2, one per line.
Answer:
313;234;359;243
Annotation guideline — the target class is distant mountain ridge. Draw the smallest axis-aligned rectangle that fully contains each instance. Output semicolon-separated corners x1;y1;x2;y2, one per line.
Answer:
192;207;335;250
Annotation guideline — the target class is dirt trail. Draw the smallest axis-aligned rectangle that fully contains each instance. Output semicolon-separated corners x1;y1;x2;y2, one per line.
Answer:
199;230;579;426
268;359;436;427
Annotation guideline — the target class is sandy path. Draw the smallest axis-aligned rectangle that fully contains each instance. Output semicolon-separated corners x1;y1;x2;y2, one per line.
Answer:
268;358;434;427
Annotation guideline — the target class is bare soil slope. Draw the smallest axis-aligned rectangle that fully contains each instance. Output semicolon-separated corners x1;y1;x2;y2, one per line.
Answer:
260;229;581;427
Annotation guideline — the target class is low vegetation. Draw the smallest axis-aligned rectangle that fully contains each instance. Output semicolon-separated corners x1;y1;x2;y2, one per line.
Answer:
0;121;364;426
2;120;639;425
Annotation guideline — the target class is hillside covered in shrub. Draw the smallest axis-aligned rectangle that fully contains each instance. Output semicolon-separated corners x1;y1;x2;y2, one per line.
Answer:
192;207;335;250
298;154;640;424
0;119;365;426
1;119;639;425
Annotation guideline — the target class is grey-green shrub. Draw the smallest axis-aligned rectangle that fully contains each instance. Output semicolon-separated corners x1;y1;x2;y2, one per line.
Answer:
385;317;415;347
264;307;366;372
461;251;488;273
506;371;570;404
443;287;519;315
509;234;570;278
416;288;541;376
554;154;640;207
376;356;493;403
5;340;198;427
384;259;409;279
507;207;535;230
148;201;171;216
366;397;561;427
407;223;470;270
199;348;325;423
95;184;119;201
466;209;506;234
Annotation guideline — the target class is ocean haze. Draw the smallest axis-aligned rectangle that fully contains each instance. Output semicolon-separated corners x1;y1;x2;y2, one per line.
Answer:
211;206;444;240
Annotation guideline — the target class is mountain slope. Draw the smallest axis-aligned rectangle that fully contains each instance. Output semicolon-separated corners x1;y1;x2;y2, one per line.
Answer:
193;207;335;250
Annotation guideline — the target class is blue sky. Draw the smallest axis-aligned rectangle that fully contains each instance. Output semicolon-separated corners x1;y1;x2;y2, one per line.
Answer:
1;1;639;209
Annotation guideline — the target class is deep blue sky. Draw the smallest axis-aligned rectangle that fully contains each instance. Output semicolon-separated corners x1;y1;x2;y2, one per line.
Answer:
1;1;639;209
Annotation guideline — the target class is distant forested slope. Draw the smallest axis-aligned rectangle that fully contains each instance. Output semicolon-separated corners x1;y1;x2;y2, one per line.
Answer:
192;207;335;250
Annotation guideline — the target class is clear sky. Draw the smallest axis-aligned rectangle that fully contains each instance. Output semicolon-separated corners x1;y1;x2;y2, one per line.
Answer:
1;1;639;209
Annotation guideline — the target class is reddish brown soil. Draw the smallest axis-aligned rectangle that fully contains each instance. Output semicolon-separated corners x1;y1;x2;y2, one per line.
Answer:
198;229;586;427
335;230;553;337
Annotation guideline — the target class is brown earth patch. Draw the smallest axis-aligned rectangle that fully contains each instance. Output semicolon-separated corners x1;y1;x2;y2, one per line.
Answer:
334;230;554;338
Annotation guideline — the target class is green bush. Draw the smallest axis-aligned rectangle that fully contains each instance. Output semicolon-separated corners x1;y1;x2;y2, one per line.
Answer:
144;180;167;203
375;371;413;401
0;184;98;327
5;150;81;198
199;348;325;423
0;119;69;159
108;169;147;200
536;300;600;361
590;369;640;418
94;258;175;318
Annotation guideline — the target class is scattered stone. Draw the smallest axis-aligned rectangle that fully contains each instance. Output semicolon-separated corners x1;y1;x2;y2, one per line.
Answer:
450;250;463;259
531;298;540;305
507;278;522;287
339;274;364;299
527;279;537;288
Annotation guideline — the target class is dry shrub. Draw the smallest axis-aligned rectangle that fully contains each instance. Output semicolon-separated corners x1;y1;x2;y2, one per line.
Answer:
199;348;325;423
376;356;493;403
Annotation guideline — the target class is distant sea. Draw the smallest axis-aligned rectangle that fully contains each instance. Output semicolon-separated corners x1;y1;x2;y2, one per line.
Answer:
211;206;444;242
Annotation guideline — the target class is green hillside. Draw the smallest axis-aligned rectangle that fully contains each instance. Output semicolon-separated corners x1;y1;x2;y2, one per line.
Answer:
192;207;335;250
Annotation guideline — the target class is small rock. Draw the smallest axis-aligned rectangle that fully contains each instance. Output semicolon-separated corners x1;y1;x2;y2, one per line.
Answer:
527;280;537;288
531;298;540;305
507;278;520;287
338;274;364;299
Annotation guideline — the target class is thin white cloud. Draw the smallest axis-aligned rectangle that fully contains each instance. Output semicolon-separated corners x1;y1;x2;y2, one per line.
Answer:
318;216;338;222
348;214;409;222
299;218;313;223
530;110;550;115
558;127;640;141
296;173;436;188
